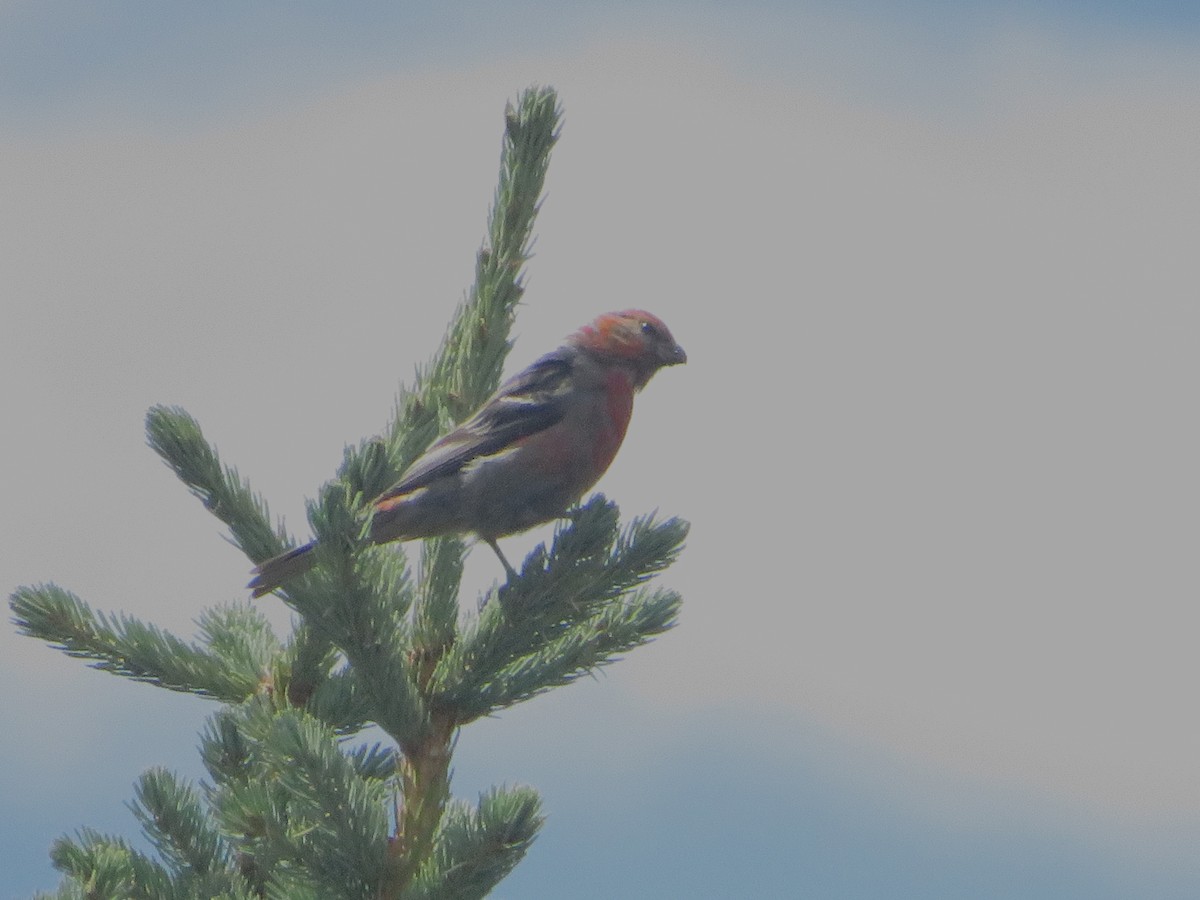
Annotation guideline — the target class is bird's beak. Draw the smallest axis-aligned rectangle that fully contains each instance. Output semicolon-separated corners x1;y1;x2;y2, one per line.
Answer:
662;342;687;366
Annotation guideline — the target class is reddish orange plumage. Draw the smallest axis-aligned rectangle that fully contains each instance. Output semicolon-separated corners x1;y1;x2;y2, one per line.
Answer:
593;368;635;474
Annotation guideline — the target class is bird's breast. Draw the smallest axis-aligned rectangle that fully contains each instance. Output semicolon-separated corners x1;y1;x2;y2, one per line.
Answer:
591;370;635;474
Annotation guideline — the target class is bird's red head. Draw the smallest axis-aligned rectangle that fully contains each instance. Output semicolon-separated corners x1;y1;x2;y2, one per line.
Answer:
568;310;687;388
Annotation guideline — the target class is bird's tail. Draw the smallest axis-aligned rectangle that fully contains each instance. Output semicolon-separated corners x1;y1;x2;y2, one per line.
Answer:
248;542;317;598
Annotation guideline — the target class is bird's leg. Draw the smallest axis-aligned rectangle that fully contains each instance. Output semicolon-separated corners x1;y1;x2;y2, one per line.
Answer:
484;537;519;581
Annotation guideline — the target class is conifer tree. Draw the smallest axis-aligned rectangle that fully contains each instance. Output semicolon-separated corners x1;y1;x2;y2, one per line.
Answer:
10;86;687;900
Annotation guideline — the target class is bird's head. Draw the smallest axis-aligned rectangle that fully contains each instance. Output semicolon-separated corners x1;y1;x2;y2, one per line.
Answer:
569;310;687;389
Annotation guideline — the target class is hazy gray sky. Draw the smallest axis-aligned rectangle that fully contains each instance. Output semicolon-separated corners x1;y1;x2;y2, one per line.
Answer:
4;4;1199;897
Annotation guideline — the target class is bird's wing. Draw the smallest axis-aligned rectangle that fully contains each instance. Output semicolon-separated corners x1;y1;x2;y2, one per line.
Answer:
376;352;573;499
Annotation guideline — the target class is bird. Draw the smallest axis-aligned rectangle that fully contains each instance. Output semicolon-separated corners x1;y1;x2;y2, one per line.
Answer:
248;309;686;597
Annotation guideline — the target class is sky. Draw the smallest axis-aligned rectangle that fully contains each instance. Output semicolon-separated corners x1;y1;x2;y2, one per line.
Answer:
3;2;1200;897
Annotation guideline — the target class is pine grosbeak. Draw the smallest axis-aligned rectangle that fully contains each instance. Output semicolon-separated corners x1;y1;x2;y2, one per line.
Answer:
249;310;686;596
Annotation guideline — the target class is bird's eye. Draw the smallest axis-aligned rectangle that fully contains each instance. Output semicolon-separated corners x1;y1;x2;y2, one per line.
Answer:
640;320;661;339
